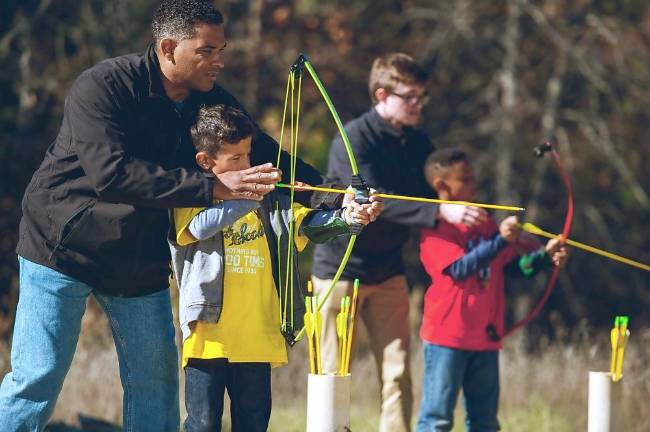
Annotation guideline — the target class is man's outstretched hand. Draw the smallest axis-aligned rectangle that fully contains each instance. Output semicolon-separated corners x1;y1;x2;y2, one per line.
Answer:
438;203;488;228
214;163;282;201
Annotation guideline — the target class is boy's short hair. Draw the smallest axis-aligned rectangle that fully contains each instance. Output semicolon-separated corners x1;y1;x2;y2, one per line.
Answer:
368;53;429;103
152;0;223;42
190;105;256;155
424;148;469;185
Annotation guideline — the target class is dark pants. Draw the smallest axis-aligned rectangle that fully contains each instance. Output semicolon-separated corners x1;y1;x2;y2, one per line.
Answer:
184;358;272;432
416;343;500;432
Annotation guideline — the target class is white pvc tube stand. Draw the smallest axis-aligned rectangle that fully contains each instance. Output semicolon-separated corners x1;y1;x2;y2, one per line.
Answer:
306;373;351;432
588;371;621;432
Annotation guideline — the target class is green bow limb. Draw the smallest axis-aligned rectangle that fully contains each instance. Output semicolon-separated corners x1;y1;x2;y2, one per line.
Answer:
275;54;362;343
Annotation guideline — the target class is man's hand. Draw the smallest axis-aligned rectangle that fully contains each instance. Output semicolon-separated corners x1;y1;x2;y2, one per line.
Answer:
438;203;488;227
213;163;281;201
499;215;520;243
545;237;569;268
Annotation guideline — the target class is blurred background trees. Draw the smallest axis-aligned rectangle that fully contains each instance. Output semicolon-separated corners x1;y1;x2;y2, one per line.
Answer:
1;0;648;343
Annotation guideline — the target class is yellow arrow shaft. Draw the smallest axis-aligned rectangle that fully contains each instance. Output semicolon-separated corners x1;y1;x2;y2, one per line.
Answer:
276;183;525;212
521;223;650;272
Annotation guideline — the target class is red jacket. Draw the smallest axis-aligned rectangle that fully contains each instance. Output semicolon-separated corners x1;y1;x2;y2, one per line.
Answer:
419;219;518;351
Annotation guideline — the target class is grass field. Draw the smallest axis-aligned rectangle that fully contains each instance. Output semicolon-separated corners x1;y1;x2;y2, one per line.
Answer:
1;294;648;431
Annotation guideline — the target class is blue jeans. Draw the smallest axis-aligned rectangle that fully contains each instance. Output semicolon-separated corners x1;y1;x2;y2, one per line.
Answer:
0;257;179;432
184;358;271;432
416;343;500;432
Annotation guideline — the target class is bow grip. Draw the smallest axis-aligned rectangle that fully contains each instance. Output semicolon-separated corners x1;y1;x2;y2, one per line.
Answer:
348;174;370;235
351;174;370;204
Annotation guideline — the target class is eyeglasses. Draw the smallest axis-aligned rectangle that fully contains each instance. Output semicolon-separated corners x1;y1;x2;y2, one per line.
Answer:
390;91;430;106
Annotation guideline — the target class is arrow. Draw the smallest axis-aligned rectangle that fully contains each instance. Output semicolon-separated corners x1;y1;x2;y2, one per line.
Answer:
521;222;649;272
275;182;525;212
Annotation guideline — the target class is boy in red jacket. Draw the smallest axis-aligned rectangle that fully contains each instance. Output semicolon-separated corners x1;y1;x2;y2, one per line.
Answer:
416;148;568;432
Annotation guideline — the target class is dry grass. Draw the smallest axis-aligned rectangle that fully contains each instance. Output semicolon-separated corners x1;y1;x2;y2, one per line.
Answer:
0;292;649;431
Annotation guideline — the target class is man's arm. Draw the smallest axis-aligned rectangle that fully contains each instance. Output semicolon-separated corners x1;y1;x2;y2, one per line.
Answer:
70;72;280;206
69;70;214;208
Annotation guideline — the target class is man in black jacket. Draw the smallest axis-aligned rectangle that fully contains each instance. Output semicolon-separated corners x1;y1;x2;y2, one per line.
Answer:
311;53;487;432
0;1;322;430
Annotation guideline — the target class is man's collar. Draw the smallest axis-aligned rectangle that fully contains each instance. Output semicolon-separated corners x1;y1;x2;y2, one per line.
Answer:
145;44;168;100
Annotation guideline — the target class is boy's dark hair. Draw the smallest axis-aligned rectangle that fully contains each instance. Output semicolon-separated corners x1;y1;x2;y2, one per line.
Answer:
152;0;223;42
424;148;469;185
368;53;429;103
190;105;256;155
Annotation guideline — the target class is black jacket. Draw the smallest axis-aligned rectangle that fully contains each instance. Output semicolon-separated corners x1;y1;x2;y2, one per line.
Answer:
312;108;437;284
17;45;321;297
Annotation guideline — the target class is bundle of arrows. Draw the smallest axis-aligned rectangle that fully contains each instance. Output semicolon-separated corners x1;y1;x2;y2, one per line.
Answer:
335;279;359;376
304;279;360;375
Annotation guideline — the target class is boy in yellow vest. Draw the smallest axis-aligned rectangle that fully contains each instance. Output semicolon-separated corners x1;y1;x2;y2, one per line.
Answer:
169;104;382;431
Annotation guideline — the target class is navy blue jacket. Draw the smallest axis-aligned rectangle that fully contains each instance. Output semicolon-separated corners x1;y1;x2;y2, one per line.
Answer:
312;108;437;284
